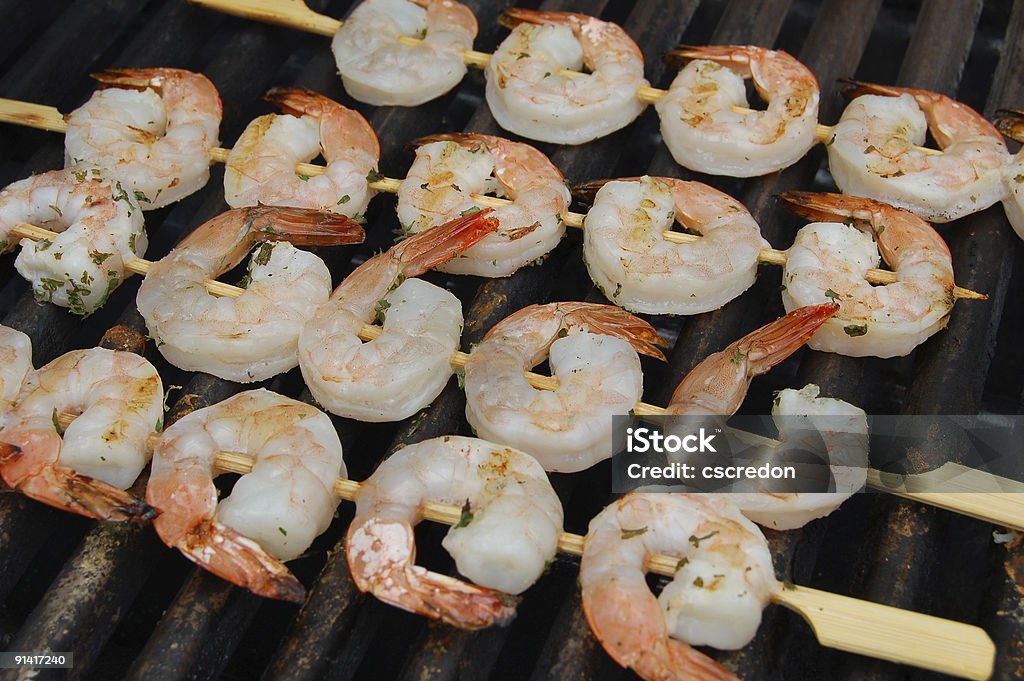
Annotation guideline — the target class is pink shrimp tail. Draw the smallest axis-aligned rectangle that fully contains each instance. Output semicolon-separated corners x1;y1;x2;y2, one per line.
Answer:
735;303;839;375
265;87;381;160
10;466;155;523
156;516;306;603
414;132;499;152
90;67;196;91
571;177;644;203
392;208;499;277
264;87;337;117
995;109;1024;142
498;8;585;30
778;191;886;224
663;44;756;70
562;302;669;361
246;206;366;247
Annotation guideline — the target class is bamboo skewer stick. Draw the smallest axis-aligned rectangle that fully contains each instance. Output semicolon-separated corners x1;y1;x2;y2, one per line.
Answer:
185;0;946;156
0;98;987;301
46;409;994;679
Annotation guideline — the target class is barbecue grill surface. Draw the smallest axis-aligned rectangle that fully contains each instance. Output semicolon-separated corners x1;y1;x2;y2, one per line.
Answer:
0;1;1022;680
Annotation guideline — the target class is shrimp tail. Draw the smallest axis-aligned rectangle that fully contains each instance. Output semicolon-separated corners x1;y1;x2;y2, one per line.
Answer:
246;206;366;247
779;191;881;224
412;132;494;153
562;302;669;361
734;303;839;375
837;77;912;101
263;87;334;117
392;208;499;277
995;109;1024;142
571;177;644;203
13;466;156;523
91;68;168;90
165;518;306;603
664;44;752;69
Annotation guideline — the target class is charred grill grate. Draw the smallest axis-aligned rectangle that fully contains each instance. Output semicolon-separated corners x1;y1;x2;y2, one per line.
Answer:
0;0;1022;679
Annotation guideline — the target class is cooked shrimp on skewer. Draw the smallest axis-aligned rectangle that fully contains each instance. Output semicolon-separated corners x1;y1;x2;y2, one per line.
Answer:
0;166;145;315
0;325;32;409
224;88;380;218
137;206;364;384
656;45;820;177
331;0;478;106
779;192;955;358
298;209;498;421
65;68;222;209
577;176;769;315
347;435;562;628
148;389;345;603
827;80;1009;223
581;493;777;681
397;133;570;276
0;347;162;521
464;302;667;473
995;109;1024;239
485;9;649;145
665;304;869;530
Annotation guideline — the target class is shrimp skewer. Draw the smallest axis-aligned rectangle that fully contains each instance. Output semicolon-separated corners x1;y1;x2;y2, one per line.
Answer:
397;133;570;276
485;9;649;144
147;389;346;603
225;88;380;217
0;347;163;522
780;191;955;358
581;493;778;681
464;302;667;472
298;209;499;421
137;206;364;383
657;45;820;177
994;109;1024;239
65;68;222;209
347;435;562;628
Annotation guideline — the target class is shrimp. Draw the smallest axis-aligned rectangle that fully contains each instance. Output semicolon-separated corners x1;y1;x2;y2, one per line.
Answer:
485;9;649;145
331;0;478;106
137;206;364;384
0;325;32;409
397;133;571;276
826;80;1010;222
580;493;777;681
463;302;667;473
224;88;380;218
147;388;345;603
347;435;562;628
65;68;222;209
0;166;145;315
664;305;869;530
995;109;1024;239
298;209;499;421
0;348;162;521
779;191;955;358
656;45;820;177
577;176;769;315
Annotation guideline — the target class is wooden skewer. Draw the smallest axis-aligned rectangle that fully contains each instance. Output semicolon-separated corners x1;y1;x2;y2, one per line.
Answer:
48;408;994;680
0;98;987;301
184;0;946;156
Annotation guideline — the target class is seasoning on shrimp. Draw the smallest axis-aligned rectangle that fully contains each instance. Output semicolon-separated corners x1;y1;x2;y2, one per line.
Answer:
65;68;222;209
137;207;365;384
485;9;649;145
0;166;146;315
147;389;346;603
656;45;820;177
994;109;1024;239
397;133;570;277
578;176;769;315
347;435;563;628
298;209;499;422
331;0;478;106
224;88;380;218
0;347;162;522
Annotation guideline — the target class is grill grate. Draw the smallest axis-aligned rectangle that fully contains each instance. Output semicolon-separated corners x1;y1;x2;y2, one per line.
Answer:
0;1;1022;680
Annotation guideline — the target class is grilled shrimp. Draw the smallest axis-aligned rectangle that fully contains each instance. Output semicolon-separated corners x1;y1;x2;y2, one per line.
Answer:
347;435;563;628
780;192;955;358
485;9;649;145
578;176;769;315
827;81;1009;222
580;493;777;681
665;305;869;530
0;325;31;409
65;68;222;209
995;109;1024;239
397;133;570;276
463;302;667;473
656;45;820;177
298;209;498;421
224;88;380;218
148;389;345;603
331;0;478;106
0;348;162;521
137;206;364;383
0;166;145;315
